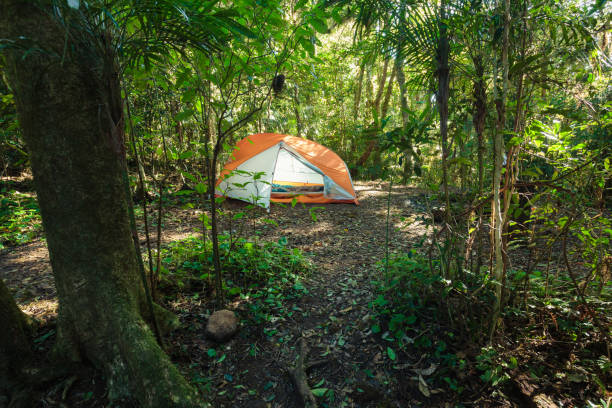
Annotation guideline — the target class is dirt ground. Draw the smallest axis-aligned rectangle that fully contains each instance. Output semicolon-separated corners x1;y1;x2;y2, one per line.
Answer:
173;181;436;408
2;181;444;407
3;181;604;407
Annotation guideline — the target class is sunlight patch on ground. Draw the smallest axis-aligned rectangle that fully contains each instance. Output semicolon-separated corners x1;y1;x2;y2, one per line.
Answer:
394;214;425;230
372;207;404;218
163;231;198;243
305;221;334;234
357;190;389;199
21;299;58;323
1;241;49;265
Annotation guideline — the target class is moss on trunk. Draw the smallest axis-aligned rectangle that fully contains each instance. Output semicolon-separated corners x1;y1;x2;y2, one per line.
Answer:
0;1;203;406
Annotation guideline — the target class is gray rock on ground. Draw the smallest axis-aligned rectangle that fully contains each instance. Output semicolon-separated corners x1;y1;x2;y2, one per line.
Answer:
205;309;238;342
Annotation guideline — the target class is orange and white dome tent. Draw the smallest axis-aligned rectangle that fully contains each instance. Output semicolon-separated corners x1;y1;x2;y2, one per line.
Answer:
216;133;358;208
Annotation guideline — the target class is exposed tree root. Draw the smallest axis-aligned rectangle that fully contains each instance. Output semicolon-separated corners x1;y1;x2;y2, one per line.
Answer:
288;336;317;408
60;376;77;401
1;363;76;408
305;359;328;371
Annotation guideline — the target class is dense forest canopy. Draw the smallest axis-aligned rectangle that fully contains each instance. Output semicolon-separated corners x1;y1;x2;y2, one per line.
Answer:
0;0;610;407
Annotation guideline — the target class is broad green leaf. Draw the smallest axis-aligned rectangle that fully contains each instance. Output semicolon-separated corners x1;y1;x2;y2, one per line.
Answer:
311;18;328;34
195;182;207;194
179;150;194;160
300;37;315;56
174;110;195;122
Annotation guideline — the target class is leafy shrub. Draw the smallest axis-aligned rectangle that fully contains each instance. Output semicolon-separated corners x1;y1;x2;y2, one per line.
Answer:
0;190;42;248
160;235;312;300
373;245;611;400
373;249;492;340
369;249;494;394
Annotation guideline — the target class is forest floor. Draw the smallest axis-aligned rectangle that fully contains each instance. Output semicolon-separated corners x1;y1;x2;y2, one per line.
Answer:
1;180;609;407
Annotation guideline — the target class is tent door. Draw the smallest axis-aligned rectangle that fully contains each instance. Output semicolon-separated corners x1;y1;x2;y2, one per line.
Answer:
272;146;325;195
272;143;354;200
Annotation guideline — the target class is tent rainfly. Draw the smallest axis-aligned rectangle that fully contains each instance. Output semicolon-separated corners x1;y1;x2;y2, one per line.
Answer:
216;133;358;208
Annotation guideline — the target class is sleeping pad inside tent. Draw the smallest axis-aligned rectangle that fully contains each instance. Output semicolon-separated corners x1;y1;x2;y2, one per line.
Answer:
215;133;358;208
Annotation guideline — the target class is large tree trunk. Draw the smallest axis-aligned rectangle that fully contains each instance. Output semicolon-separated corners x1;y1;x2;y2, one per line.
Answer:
0;278;32;402
0;1;201;406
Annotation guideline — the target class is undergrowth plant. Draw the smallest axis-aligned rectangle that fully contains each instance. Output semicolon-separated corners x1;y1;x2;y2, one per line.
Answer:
371;239;611;401
160;235;312;303
370;246;493;393
0;189;41;248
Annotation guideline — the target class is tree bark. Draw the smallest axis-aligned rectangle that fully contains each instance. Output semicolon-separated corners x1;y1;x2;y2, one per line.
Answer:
380;68;396;121
371;67;396;172
0;1;201;406
365;65;374;118
395;33;416;183
373;59;390;116
353;62;365;120
356;59;392;172
356;133;377;168
489;0;510;343
293;84;303;137
472;54;486;195
471;52;487;272
208;151;225;308
437;0;451;220
355;66;375;169
0;278;32;399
